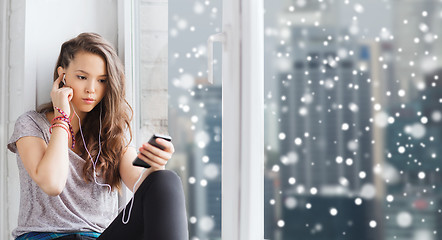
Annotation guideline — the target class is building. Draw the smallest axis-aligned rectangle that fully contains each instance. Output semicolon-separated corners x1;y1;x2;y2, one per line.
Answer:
274;25;380;239
188;85;222;239
391;0;442;101
384;68;442;240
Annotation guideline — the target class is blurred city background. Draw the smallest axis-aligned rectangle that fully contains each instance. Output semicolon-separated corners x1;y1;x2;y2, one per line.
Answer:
167;0;442;240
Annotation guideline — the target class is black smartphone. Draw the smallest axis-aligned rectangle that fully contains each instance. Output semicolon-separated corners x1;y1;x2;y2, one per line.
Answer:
132;134;172;168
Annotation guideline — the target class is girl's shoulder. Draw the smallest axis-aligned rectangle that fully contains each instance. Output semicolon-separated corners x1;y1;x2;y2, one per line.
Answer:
7;110;50;153
16;110;49;126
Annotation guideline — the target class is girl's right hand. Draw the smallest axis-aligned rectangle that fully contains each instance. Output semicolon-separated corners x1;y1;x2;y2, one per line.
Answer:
51;74;73;117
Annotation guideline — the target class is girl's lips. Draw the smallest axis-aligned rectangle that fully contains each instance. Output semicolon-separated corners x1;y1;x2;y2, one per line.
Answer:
82;98;95;104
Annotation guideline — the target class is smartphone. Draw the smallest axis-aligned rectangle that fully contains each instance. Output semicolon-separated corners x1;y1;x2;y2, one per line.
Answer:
132;134;172;168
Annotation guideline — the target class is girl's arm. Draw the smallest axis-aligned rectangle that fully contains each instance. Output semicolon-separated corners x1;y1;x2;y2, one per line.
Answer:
16;75;73;196
16;126;70;196
120;138;174;192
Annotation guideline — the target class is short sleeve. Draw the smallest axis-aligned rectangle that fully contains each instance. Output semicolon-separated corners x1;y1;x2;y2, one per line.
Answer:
7;111;46;153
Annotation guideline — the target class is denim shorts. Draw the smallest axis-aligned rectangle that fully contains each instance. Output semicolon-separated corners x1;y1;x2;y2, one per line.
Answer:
54;234;97;240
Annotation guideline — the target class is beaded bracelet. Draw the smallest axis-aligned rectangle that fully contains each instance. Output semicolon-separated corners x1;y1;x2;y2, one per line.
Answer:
49;123;70;136
50;121;76;149
52;116;71;125
52;106;75;149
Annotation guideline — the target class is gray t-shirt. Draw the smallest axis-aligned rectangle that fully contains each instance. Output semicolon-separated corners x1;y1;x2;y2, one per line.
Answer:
7;111;118;238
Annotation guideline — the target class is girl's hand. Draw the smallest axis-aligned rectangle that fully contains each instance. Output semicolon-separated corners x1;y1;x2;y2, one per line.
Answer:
51;74;73;117
137;138;175;171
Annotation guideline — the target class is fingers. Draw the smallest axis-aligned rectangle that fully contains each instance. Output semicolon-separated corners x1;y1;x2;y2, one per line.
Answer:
52;74;63;91
137;150;168;169
138;139;175;169
50;74;73;116
66;88;73;102
140;143;172;161
155;138;175;153
51;83;73;102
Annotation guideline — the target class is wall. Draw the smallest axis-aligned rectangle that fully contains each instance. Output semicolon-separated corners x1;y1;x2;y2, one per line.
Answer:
28;1;118;107
136;0;169;142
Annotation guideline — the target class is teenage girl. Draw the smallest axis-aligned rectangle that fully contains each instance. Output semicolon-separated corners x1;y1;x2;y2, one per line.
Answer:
7;32;188;240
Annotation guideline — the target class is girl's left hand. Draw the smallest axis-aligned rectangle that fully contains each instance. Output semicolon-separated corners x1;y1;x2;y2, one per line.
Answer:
137;138;175;171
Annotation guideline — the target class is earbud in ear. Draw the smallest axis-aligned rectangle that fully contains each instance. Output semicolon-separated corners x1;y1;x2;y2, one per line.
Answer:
62;74;66;85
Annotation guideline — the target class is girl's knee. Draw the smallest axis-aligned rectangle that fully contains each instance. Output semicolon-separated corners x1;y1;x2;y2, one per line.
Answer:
148;169;181;184
143;170;184;197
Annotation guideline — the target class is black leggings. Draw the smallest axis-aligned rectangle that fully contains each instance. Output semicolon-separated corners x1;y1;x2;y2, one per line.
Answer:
97;170;189;240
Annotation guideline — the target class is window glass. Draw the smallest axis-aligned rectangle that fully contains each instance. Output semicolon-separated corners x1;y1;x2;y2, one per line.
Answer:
168;0;223;239
264;0;442;239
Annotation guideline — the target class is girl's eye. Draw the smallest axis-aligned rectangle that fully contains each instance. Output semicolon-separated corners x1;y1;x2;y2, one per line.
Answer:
77;75;86;80
99;79;107;83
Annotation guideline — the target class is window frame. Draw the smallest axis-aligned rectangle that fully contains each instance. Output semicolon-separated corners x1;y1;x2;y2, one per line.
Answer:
220;0;264;239
117;0;137;205
0;0;10;238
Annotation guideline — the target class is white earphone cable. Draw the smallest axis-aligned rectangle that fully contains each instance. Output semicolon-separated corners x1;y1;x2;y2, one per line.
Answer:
71;102;112;192
121;168;147;224
70;101;145;224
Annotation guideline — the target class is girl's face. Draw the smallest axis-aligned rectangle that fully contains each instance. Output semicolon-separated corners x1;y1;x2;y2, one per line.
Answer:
60;51;108;114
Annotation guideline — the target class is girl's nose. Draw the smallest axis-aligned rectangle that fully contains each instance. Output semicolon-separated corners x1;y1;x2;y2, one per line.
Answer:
86;80;96;93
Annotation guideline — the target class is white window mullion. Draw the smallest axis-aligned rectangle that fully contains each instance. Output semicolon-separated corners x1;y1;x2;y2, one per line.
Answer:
239;0;264;239
117;0;135;207
0;0;10;238
220;0;241;239
221;0;264;239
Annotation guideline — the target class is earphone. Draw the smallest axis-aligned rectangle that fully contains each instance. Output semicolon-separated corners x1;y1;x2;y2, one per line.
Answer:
62;74;67;85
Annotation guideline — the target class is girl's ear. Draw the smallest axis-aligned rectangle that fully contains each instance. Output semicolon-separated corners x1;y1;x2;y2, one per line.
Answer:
57;66;65;77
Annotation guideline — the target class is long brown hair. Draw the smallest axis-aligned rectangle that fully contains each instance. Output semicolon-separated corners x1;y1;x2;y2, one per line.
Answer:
38;32;133;190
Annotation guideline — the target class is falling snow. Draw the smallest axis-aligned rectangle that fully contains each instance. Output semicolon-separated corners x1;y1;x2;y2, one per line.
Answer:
170;0;442;239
